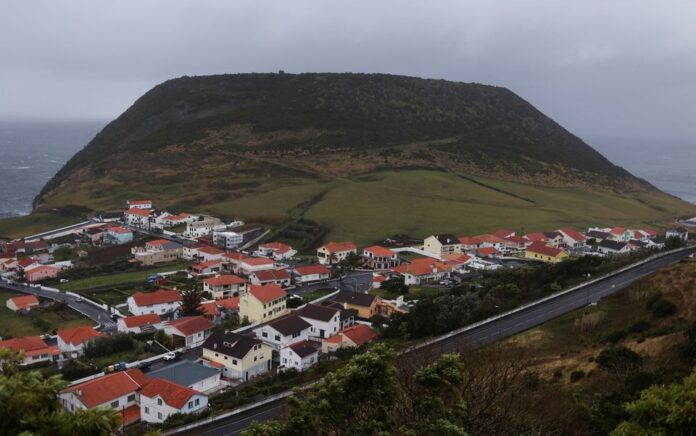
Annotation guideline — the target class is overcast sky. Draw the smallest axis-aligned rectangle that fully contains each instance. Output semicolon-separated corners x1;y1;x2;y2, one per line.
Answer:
2;0;696;141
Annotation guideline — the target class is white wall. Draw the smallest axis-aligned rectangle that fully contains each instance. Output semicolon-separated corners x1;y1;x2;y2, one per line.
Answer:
140;394;208;424
253;325;309;350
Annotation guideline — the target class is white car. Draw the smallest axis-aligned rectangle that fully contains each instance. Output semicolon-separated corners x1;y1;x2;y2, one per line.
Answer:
163;352;177;361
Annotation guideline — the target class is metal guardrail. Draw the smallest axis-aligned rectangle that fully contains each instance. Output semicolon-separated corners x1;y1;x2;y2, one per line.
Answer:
164;245;695;435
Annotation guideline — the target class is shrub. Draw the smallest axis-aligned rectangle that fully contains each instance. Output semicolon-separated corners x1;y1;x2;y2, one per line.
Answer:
650;298;676;317
569;370;585;383
628;320;651;333
596;346;642;378
605;329;628;343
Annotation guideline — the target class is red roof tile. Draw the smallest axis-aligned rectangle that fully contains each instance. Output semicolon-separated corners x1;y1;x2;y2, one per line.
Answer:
64;369;148;408
57;326;105;346
526;241;565;257
363;245;395;257
240;257;275;266
252;269;291;282
492;228;515;239
8;295;39;310
197;246;225;255
476;247;500;257
248;283;287;304
204;275;246;287
140;378;201;409
216;297;239;310
200;301;221;317
476;234;506;244
294;265;331;276
258;242;292;254
121;314;161;328
131;290;182;307
165;316;214;337
323;241;357;253
458;236;483;245
0;336;59;357
341;324;378;346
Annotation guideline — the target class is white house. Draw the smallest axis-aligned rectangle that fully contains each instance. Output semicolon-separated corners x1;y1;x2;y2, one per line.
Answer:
184;216;224;239
255;242;297;260
126;200;153;210
252;315;312;350
557;228;587;248
59;368;149;425
213;230;243;249
292;265;331;284
249;269;292;287
236;256;276;275
193;245;226;262
163;316;214;349
296;303;342;339
124;208;151;227
57;326;106;358
666;227;689;242
203;274;247;299
317;241;357;265
117;314;162;334
140;378;208;424
146;360;222;394
597;239;632;256
127;289;182;316
105;225;133;245
279;340;319;372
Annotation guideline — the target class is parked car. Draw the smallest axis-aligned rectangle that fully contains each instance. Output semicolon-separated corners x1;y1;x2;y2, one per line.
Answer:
163;352;177;361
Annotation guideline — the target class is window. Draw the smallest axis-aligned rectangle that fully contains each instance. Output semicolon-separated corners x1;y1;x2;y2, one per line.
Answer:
274;335;280;341
110;400;119;408
157;399;163;406
145;407;150;414
254;356;257;361
232;359;237;364
158;412;163;420
127;394;135;402
188;401;193;409
195;398;200;406
282;358;287;363
262;332;268;338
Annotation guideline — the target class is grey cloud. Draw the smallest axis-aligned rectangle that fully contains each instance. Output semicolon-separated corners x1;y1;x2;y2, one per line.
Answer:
2;0;696;140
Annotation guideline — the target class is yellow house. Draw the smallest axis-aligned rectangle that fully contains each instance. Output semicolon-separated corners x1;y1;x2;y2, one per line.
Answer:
423;234;462;257
202;331;273;382
239;283;289;323
332;291;378;319
524;241;569;263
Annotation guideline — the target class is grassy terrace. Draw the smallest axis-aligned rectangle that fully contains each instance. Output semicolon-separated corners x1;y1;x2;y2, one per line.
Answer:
0;212;81;240
57;262;189;292
0;289;94;337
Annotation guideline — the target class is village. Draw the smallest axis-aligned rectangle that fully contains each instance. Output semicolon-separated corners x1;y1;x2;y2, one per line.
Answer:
0;198;691;429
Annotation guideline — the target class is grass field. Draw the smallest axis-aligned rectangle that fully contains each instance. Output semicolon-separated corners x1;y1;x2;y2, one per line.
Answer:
5;169;694;247
0;290;93;338
83;288;143;307
0;212;81;240
207;170;696;246
57;262;188;292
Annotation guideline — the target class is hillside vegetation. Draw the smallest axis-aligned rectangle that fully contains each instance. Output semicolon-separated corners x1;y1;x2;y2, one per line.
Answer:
29;73;694;242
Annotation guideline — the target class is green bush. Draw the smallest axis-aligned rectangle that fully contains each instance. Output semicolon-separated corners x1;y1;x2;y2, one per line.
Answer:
628;320;651;333
605;329;628;343
649;298;676;317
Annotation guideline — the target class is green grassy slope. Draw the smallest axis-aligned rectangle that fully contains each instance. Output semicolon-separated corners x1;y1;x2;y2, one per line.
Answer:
205;170;694;245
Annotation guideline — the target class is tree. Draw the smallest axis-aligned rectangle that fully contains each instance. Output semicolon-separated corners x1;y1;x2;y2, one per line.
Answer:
381;277;410;295
0;349;120;435
664;235;685;250
596;346;642;379
611;368;696;435
179;289;204;316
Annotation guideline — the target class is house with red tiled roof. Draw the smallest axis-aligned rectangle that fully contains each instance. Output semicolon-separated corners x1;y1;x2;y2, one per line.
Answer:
25;264;60;282
476;234;506;251
203;274;246;299
492;228;516;239
322;324;378;353
239;283;289;323
200;301;222;324
524;241;569;263
5;294;40;312
117;314;162;334
105;225;133;245
423;234;462;257
317;241;358;265
476;246;500;259
609;226;633;242
189;260;224;276
57;326;106;358
392;259;451;286
236;256;276;275
216;296;240;313
126;199;153;210
164;316;214;349
459;236;483;252
249;269;292;287
362;245;400;270
124;207;152;227
502;236;531;254
292;265;331;284
557;228;587;248
0;336;60;366
140;378;208;424
255;242;297;260
441;253;472;271
192;245;226;262
128;289;182;316
59;368;149;423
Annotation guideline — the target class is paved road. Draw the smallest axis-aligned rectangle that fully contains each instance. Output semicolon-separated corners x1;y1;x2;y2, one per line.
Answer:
290;271;374;296
171;247;695;436
0;279;117;331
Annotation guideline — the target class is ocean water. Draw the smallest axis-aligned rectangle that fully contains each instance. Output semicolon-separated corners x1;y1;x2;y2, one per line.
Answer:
0;122;693;219
588;136;696;205
0;121;104;218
